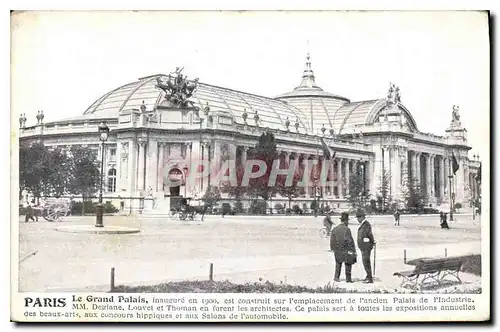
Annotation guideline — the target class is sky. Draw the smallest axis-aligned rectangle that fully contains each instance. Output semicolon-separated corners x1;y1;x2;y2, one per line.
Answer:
10;10;489;157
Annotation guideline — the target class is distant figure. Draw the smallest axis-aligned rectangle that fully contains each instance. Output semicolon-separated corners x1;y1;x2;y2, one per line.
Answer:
323;212;334;235
441;212;450;229
330;212;356;283
393;210;401;226
24;199;38;223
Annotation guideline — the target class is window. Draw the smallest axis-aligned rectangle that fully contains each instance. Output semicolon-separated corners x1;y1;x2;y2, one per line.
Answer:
109;148;117;162
107;168;117;192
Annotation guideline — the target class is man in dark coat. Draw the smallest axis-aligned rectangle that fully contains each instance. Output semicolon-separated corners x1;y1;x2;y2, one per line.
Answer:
441;212;450;229
356;209;375;283
330;212;356;283
393;210;400;226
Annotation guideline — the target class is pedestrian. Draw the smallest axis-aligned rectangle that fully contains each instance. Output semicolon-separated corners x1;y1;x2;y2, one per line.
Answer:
323;212;334;235
393;210;400;226
330;212;356;283
441;212;450;229
356;208;375;283
24;199;38;223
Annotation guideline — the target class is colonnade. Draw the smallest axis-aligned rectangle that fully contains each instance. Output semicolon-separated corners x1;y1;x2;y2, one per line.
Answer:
116;138;372;200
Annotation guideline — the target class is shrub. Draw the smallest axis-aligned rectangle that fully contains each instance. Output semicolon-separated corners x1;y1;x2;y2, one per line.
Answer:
274;203;285;214
292;204;303;215
454;202;463;210
233;200;244;213
285;207;292;215
71;201;118;214
249;199;267;215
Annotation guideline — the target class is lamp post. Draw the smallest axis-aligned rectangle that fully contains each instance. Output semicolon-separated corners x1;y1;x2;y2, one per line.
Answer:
96;122;110;228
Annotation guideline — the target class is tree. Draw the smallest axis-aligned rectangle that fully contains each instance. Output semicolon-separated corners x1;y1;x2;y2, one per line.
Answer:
20;142;50;200
20;142;71;200
376;169;391;212
247;132;279;209
276;159;302;209
67;146;100;200
220;162;246;201
45;147;72;197
401;178;425;211
202;185;221;207
347;166;369;210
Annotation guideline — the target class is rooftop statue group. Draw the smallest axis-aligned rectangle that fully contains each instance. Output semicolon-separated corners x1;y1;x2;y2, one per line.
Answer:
156;67;199;108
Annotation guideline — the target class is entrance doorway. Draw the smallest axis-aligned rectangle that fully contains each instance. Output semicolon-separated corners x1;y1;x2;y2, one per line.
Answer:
167;168;184;197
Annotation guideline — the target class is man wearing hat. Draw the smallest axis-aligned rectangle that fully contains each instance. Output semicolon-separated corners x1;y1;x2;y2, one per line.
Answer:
356;208;375;283
330;212;356;283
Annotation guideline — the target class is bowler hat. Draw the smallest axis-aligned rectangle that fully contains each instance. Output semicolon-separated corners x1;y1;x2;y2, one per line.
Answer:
355;208;366;217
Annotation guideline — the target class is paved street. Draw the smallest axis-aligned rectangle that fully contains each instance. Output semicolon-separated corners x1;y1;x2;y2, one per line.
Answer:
17;213;482;292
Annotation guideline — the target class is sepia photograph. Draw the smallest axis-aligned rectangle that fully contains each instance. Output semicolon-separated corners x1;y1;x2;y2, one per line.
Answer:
10;10;490;322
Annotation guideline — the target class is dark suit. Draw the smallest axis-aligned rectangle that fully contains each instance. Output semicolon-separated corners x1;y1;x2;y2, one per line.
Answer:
357;219;375;280
330;223;356;281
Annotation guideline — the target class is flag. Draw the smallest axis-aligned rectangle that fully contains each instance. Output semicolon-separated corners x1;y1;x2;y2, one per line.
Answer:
320;138;336;160
476;163;481;183
451;153;460;175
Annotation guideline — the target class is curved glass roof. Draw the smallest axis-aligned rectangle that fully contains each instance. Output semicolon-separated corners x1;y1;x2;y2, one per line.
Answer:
83;74;311;133
60;57;419;135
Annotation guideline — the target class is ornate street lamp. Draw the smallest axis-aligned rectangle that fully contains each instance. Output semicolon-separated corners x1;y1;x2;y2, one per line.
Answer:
96;122;110;228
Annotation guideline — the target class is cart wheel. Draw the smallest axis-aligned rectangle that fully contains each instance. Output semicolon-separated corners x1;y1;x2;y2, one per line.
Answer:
169;208;178;220
179;211;187;221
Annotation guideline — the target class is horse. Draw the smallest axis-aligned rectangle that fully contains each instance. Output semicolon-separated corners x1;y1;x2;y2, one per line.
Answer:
179;200;213;222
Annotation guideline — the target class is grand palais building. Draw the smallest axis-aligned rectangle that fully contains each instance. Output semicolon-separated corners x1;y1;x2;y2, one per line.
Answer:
19;55;481;213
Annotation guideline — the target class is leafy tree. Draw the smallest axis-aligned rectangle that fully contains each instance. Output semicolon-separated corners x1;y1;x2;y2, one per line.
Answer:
20;142;71;200
202;185;222;207
220;162;246;201
376;169;391;212
347;166;370;210
401;178;425;211
45;147;72;197
67;146;100;201
247;132;279;208
20;142;51;200
276;158;302;209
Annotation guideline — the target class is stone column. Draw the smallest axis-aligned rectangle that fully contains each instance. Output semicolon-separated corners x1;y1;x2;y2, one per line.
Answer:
415;152;421;185
229;144;237;164
430;155;435;192
146;140;158;192
344;159;350;197
443;156;449;201
127;139;137;193
337;158;343;198
425;154;432;200
455;155;464;203
392;148;401;199
411;151;417;181
439;156;445;200
115;142;122;184
329;157;335;197
137;141;146;193
241;147;248;165
157;142;165;192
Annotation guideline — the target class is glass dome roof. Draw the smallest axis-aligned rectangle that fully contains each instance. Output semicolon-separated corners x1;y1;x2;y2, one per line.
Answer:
83;74;312;133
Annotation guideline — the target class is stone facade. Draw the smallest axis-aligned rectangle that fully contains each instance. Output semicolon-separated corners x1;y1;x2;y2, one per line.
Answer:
18;58;481;213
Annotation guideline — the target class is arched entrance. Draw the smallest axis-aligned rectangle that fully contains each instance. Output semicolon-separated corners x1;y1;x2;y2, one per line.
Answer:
167;168;184;196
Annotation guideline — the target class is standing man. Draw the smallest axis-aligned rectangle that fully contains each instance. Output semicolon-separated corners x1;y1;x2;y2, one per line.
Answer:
330;212;356;283
393;209;400;226
356;209;375;283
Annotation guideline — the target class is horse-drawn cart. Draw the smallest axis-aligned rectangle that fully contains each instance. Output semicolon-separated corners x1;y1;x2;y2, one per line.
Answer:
168;197;212;221
34;198;71;222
